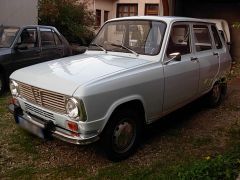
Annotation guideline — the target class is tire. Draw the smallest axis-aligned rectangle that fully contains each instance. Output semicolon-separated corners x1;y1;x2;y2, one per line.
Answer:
0;73;6;96
205;82;227;108
101;108;142;161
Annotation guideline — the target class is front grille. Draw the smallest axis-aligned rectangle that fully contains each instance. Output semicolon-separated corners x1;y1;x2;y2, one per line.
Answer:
25;102;55;121
18;82;66;114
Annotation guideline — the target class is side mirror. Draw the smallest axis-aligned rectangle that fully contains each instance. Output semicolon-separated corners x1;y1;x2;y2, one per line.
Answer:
15;44;28;51
164;52;181;65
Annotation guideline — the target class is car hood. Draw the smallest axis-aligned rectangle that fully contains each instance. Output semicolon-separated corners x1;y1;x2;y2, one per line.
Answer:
0;48;11;56
10;53;151;96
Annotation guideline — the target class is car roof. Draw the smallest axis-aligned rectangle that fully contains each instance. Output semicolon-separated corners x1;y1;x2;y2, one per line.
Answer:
107;16;215;24
1;25;56;29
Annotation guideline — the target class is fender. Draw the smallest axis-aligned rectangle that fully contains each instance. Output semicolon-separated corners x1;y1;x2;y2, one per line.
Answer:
99;95;147;132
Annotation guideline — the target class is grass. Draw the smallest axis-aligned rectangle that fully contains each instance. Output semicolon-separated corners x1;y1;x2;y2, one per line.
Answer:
0;62;240;179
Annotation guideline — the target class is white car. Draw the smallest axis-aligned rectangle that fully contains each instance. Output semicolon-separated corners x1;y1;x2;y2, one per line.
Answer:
9;16;232;161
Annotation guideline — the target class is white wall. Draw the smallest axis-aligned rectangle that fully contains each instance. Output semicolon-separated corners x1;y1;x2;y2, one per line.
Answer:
0;0;38;26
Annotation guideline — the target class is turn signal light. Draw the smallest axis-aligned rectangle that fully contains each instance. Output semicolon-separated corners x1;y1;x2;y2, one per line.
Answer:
66;120;79;132
9;97;19;106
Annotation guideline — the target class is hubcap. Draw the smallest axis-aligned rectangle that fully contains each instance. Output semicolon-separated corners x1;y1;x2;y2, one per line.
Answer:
212;84;221;103
112;119;136;153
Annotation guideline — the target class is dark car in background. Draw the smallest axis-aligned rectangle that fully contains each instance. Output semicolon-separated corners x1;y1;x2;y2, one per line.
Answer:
0;25;72;95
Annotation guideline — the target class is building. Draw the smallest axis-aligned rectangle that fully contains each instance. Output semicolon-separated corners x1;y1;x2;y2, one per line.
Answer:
85;0;172;27
0;0;38;26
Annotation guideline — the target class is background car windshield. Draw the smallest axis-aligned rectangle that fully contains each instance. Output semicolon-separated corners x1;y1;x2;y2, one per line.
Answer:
0;27;19;48
91;20;166;55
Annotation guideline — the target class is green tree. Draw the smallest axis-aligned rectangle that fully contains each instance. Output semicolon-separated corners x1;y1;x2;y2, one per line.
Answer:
38;0;95;45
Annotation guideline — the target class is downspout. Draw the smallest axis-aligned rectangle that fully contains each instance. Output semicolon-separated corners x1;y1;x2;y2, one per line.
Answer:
162;0;169;16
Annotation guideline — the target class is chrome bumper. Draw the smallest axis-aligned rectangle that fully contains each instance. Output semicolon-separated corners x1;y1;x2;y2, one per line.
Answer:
9;104;99;145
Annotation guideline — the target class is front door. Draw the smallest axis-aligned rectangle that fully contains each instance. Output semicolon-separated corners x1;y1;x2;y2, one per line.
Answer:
163;23;199;112
11;27;41;73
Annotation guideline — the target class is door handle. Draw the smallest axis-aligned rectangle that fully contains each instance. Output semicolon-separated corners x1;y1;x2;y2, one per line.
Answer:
191;57;199;62
213;52;219;56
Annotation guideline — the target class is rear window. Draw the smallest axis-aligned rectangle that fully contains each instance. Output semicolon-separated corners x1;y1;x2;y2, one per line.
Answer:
40;28;55;47
193;25;212;52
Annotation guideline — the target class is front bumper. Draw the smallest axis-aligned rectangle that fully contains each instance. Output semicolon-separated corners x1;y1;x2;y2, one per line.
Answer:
9;104;99;145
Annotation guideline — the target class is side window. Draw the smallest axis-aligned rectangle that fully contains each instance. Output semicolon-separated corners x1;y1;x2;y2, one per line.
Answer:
211;26;223;49
53;32;62;46
18;28;38;48
40;28;55;47
193;25;212;52
166;24;191;56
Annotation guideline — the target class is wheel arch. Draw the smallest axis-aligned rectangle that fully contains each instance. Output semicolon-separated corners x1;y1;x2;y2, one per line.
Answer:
100;96;147;133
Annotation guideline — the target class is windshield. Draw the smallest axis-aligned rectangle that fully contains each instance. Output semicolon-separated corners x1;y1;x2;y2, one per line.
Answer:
0;27;19;48
90;20;166;55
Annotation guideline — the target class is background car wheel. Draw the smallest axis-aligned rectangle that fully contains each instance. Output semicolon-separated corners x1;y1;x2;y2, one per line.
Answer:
101;108;142;161
0;73;6;96
205;82;227;108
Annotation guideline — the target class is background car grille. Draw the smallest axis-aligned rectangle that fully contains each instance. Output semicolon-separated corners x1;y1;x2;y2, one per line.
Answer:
18;82;66;114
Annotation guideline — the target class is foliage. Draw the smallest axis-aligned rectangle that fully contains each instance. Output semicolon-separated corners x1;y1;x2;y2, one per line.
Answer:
232;22;240;29
38;0;95;45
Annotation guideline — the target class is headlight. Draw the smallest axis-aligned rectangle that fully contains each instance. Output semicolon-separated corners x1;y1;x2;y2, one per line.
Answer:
66;98;79;118
10;80;19;97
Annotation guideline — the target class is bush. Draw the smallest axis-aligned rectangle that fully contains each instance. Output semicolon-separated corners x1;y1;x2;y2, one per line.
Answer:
38;0;95;45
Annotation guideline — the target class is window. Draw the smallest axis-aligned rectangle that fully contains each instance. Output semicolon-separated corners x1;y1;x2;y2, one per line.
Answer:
166;24;191;56
96;9;101;27
104;11;109;22
90;20;166;56
211;26;223;49
40;28;55;47
117;4;138;17
193;25;212;52
53;32;62;46
18;28;38;49
145;4;159;16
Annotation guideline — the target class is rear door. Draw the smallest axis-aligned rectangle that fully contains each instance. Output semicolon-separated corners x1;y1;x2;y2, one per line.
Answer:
40;27;64;61
163;23;199;112
192;24;219;94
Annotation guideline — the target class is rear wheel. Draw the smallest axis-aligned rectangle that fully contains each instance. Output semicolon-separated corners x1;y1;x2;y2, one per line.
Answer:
0;73;6;96
101;108;142;161
206;82;227;107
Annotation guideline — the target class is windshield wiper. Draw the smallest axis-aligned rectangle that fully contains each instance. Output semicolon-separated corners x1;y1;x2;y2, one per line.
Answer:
109;43;139;57
89;43;107;53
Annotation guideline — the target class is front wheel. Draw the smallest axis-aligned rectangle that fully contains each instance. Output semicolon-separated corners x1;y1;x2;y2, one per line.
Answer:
101;109;142;161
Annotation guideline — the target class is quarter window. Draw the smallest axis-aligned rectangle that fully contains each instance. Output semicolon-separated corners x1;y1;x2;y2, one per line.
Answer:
166;24;191;56
193;25;212;52
211;25;223;49
53;32;62;46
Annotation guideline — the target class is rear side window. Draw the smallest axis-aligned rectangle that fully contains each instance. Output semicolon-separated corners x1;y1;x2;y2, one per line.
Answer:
193;25;212;52
211;26;223;49
166;24;191;56
40;28;55;47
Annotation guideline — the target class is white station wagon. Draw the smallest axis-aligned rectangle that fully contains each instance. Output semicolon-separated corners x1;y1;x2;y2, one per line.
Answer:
9;16;231;161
